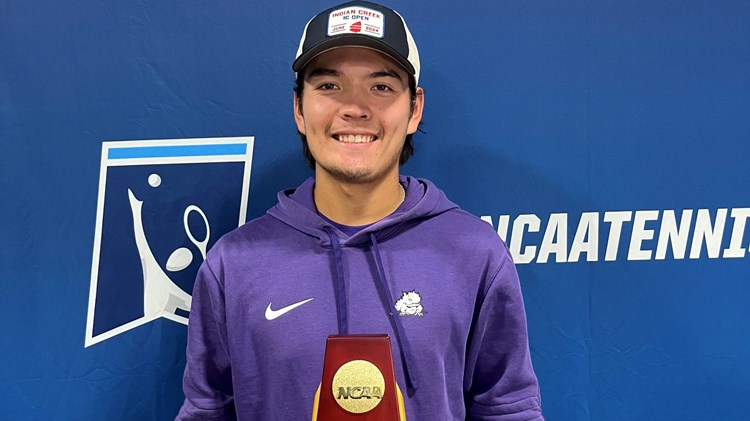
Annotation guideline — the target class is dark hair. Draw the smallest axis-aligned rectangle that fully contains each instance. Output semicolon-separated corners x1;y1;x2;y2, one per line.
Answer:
294;70;418;170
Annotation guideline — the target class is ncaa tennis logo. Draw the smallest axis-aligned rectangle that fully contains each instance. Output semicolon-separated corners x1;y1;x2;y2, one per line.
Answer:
85;137;254;347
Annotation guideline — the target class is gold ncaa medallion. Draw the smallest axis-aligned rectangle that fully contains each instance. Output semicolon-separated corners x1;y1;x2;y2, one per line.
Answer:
331;360;385;414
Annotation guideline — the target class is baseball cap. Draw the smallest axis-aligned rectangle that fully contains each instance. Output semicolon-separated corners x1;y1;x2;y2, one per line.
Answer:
293;1;421;84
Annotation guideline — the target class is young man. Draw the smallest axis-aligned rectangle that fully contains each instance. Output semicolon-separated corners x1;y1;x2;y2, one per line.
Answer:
177;1;543;420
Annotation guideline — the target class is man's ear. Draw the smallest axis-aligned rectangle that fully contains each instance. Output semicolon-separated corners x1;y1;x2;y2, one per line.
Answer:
407;87;424;135
293;92;306;135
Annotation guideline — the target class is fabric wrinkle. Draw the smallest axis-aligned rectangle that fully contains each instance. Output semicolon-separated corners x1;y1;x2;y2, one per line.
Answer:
324;227;349;335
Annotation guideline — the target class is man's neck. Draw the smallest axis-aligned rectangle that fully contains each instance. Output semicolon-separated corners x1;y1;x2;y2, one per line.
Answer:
314;173;404;226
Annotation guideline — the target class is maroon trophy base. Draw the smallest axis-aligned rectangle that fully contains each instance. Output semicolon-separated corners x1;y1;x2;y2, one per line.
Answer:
312;334;405;420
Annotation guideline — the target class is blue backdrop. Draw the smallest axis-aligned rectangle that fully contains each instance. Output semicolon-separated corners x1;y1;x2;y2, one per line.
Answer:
2;1;748;419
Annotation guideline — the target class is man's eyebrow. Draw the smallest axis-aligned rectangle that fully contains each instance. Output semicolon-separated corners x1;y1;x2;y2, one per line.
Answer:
370;70;404;82
305;68;339;79
304;68;404;82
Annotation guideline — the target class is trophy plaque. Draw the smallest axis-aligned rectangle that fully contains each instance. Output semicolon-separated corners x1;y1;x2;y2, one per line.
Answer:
312;334;406;420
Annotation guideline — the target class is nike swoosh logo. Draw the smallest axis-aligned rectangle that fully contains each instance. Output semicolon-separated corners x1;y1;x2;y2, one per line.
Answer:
265;298;314;321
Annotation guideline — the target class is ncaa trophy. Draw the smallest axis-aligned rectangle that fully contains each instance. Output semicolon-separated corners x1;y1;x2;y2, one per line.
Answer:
312;334;406;420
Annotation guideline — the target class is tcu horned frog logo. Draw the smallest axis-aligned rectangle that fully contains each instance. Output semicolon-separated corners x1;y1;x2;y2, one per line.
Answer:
85;137;253;347
394;290;424;317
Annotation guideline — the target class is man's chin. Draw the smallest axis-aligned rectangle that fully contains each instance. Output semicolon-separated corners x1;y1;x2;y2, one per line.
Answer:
316;164;378;184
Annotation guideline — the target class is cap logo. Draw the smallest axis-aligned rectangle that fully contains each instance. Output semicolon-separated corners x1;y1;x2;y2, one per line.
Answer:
327;6;384;39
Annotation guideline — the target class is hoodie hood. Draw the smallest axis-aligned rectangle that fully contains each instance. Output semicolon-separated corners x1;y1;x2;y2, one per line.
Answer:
267;175;459;247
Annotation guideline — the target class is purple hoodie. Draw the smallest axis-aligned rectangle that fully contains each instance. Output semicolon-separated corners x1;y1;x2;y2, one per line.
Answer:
177;176;543;420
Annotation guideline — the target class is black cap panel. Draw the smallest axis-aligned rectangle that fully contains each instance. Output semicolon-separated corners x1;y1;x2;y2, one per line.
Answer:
293;1;419;81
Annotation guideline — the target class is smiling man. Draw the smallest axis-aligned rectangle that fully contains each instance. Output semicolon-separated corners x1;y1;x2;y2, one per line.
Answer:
177;1;543;420
294;46;422;225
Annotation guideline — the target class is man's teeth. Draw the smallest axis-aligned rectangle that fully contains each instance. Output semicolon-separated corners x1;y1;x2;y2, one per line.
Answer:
336;134;375;143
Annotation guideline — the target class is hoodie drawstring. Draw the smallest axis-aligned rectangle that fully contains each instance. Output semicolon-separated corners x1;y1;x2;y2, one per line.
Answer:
323;227;418;393
325;228;348;335
370;232;419;393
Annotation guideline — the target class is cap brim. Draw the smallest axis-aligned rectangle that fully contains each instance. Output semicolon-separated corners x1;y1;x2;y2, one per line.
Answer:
292;35;415;76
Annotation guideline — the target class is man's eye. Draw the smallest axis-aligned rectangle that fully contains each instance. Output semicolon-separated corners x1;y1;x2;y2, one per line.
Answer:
318;83;337;90
373;84;393;92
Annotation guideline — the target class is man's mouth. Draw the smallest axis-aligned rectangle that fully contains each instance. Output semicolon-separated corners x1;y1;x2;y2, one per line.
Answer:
333;134;377;143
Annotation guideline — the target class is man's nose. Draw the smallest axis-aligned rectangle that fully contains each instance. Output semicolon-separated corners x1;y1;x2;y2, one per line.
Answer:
339;89;371;120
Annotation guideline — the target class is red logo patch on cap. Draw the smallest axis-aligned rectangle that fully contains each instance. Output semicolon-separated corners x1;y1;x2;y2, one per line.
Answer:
350;21;362;33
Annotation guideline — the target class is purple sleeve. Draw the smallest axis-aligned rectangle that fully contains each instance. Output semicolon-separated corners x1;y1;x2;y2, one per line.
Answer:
176;260;237;420
464;248;544;421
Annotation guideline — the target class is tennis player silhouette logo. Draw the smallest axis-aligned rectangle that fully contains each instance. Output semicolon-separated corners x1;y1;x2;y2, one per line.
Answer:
127;178;203;317
86;137;253;347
